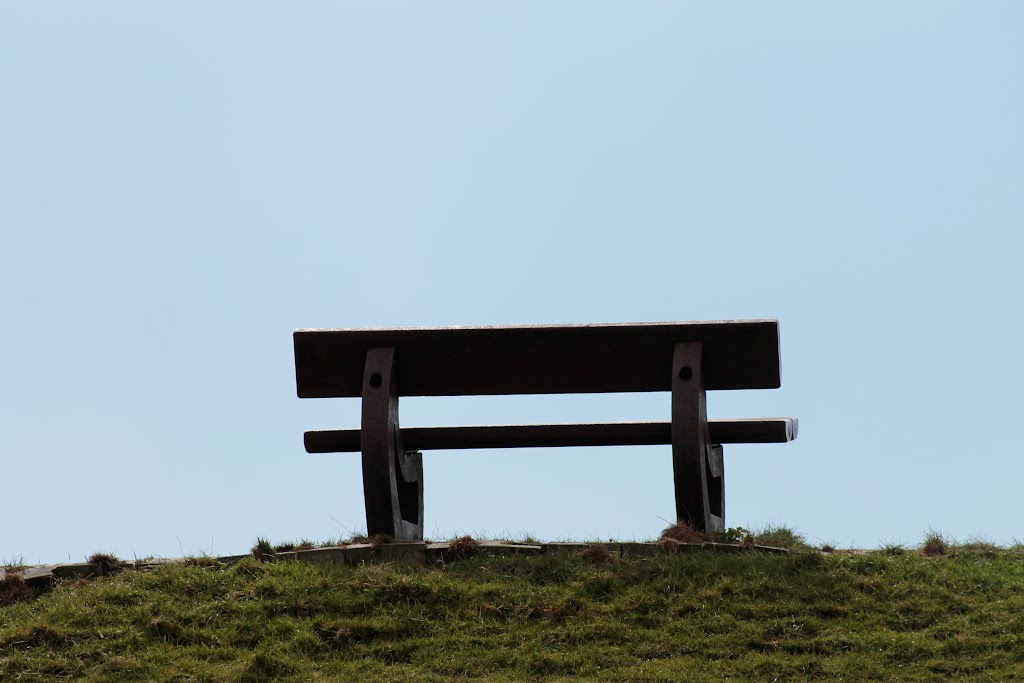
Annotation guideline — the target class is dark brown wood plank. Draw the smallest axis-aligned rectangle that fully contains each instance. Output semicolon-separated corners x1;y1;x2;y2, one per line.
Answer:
294;320;781;398
670;341;720;531
359;347;423;540
303;418;798;453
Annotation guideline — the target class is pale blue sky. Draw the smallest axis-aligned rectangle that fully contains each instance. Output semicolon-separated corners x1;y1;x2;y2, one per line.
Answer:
2;3;1022;563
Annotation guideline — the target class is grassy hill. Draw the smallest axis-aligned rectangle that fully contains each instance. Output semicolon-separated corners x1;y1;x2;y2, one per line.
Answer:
3;535;1024;681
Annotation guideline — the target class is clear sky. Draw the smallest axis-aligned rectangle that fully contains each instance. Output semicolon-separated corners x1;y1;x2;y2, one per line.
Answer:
2;3;1022;564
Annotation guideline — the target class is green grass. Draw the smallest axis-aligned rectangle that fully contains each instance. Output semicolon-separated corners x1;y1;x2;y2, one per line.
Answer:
4;544;1024;681
750;523;808;550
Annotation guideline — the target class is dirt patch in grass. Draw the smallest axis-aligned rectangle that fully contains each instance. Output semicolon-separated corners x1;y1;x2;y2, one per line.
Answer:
239;650;298;682
2;625;83;650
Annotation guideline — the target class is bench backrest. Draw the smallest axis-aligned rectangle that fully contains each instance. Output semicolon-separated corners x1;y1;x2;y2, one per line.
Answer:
294;319;781;398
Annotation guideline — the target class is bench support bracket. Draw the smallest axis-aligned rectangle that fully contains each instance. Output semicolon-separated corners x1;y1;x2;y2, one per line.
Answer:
672;342;725;533
361;347;424;540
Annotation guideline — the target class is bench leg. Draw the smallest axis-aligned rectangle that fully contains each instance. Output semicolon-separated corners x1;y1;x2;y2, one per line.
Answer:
671;342;725;533
707;443;725;525
361;347;424;540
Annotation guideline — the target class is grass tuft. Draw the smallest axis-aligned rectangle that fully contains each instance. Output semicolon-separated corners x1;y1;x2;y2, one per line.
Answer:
714;526;755;545
880;541;907;556
250;537;275;561
3;557;27;572
270;539;317;553
368;534;391;550
752;523;807;549
183;555;220;568
657;521;711;548
514;532;540;544
580;543;616;565
441;536;479;563
0;574;33;607
954;537;1000;559
921;529;949;557
87;552;126;575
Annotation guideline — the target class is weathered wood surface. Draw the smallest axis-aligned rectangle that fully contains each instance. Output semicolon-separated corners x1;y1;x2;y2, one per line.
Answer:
671;341;724;533
294;320;781;398
360;348;423;540
303;418;798;453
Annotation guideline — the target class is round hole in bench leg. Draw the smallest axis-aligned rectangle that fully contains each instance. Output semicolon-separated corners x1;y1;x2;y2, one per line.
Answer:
369;373;383;388
678;366;693;381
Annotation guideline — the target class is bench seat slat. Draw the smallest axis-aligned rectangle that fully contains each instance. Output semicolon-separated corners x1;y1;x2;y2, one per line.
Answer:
304;418;797;453
294;320;781;398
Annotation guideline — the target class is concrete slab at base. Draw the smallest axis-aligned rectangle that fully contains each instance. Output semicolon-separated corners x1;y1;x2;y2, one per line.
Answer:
660;541;788;555
9;565;57;587
619;542;660;558
477;543;542;557
425;543;448;564
52;563;101;581
3;564;98;587
329;542;429;566
543;542;618;554
375;542;426;565
424;540;542;564
542;543;589;553
745;544;788;555
3;539;790;594
343;543;376;565
276;547;349;565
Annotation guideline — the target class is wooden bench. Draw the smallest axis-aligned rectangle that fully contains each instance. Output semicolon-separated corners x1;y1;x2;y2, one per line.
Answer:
293;320;797;540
